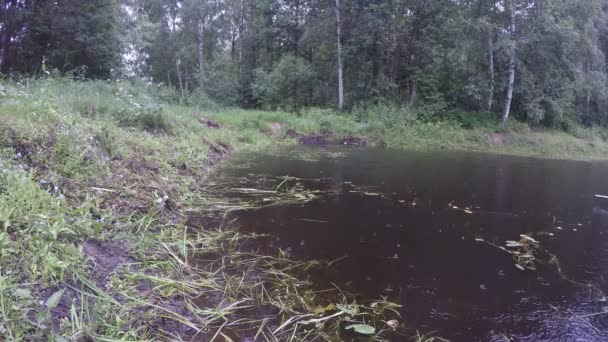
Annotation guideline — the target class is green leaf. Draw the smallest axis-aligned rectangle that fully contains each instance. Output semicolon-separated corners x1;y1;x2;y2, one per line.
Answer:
45;288;65;308
13;288;32;299
345;324;376;335
336;303;358;315
53;335;70;342
313;303;335;315
36;309;51;327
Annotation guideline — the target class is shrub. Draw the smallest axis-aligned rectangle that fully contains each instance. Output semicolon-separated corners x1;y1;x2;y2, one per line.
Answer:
252;55;315;112
204;56;240;106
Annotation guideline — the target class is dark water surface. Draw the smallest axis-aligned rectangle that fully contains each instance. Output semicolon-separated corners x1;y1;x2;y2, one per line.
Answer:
220;146;608;341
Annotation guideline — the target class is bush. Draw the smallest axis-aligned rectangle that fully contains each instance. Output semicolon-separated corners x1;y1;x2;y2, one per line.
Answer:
351;101;417;129
136;108;173;133
204;56;240;106
253;55;315;112
187;87;223;112
449;111;498;129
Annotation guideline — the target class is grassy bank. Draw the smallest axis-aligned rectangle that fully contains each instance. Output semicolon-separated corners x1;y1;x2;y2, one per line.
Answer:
0;78;606;340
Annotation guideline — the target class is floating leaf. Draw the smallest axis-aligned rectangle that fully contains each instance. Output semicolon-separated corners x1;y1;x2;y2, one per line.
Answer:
346;324;376;335
45;288;65;309
520;235;539;244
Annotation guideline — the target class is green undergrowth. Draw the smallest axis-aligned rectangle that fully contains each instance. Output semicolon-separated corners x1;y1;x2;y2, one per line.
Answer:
1;77;606;341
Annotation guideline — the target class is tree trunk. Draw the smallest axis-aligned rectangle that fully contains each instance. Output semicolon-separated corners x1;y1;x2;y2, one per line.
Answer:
501;0;516;126
239;0;245;105
308;46;314;105
0;29;7;73
293;0;300;55
408;52;417;107
487;33;495;112
176;59;184;99
0;0;18;74
335;0;344;111
409;79;417;107
185;63;190;93
197;16;206;88
231;34;236;61
586;61;592;117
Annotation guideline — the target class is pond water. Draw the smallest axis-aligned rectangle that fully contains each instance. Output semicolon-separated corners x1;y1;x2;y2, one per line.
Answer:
219;146;608;341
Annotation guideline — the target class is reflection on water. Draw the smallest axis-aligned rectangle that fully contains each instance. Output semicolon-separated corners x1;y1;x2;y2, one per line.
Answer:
218;146;608;341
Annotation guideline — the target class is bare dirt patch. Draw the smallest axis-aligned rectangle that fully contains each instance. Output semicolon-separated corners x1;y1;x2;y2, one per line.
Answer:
84;239;134;287
198;117;221;129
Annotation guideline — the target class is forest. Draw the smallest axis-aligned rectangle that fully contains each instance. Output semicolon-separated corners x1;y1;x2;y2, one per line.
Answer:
2;0;608;128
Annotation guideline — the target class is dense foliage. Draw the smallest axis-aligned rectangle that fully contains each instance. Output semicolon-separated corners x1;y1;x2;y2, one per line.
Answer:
2;0;608;127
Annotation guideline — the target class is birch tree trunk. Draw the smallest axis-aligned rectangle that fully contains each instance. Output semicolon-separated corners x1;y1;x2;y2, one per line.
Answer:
487;33;495;112
335;0;344;111
197;16;206;88
501;0;516;126
409;79;417;107
238;0;245;104
176;59;184;98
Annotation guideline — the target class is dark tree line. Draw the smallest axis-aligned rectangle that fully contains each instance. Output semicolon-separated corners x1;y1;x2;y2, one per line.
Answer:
2;0;608;126
0;0;122;78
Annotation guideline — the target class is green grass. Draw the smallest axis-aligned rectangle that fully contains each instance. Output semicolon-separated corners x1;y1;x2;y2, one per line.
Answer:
1;77;607;340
